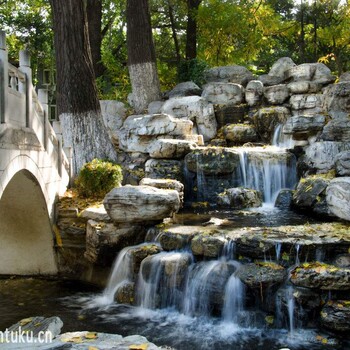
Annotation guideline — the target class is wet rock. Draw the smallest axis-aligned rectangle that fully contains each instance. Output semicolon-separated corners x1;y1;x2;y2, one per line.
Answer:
159;225;199;251
254;107;290;142
245;80;264;106
292;175;332;216
335;151;350;176
100;100;127;146
104;185;180;224
283;114;326;140
326;177;350;221
274;189;293;209
321;116;350;142
223;124;258;144
148;139;197;159
8;316;63;338
333;254;350;268
217;187;262;209
264;84;289;105
202;82;244;105
301;141;350;174
191;234;227;258
321;300;350;332
167;81;202;98
129;243;162;275
184;147;240;175
291;262;350;290
290;94;324;115
161;96;217;141
145;159;183;181
214;103;248;127
115;281;135;304
85;220;147;265
323;82;350;116
204;65;254;85
236;262;286;289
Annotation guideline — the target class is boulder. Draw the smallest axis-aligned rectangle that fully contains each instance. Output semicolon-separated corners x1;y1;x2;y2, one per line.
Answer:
184;147;240;175
268;57;296;81
128;243;162;276
214;103;248;127
335;151;350;176
292;175;332;216
321;300;350;332
148;138;197;159
115;281;135;305
264;84;289;105
274;189;294;209
236;262;286;289
191;234;227;258
84;220;147;265
204;65;255;85
326;177;350;221
289;94;324;115
283;114;326;139
103;185;180;223
333;254;350;268
321;116;350;142
291;262;350;290
167;81;202;98
223;124;257;144
100;100;127;145
217;187;262;209
323;82;350;116
254;107;290;142
339;72;350;82
148;101;164;114
202;82;244;105
145;159;183;181
159;225;201;251
301;141;350;174
245;80;264;106
161;96;217;141
80;204;111;222
258;74;284;86
287;81;310;94
286;63;336;85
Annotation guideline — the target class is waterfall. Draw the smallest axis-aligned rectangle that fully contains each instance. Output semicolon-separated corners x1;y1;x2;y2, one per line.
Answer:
272;124;294;149
237;147;297;204
286;286;295;336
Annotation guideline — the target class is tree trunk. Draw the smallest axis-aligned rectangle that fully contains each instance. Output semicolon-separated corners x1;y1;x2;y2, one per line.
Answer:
168;2;181;63
127;0;161;113
50;0;117;175
86;0;105;78
185;0;201;60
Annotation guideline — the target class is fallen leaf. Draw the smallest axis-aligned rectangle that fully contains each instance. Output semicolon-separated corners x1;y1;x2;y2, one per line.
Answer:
129;344;149;350
19;318;32;326
85;332;98;339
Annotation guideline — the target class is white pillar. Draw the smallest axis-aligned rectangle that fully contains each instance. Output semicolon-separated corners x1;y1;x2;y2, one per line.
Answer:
38;89;49;150
0;31;9;124
19;50;32;128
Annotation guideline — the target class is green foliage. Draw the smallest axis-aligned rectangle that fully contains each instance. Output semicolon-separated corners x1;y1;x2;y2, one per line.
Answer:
75;159;123;199
177;58;209;87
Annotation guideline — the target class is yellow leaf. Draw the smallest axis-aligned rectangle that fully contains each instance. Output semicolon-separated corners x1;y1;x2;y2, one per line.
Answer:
85;332;98;340
316;335;323;341
322;338;328;344
89;347;99;350
19;318;32;326
129;344;149;350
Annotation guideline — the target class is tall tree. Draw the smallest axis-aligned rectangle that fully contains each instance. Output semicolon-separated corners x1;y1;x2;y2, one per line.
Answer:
185;0;202;60
126;0;161;113
50;0;117;175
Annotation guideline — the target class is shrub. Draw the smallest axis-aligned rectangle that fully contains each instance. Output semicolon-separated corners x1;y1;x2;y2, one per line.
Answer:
177;58;209;87
75;159;123;198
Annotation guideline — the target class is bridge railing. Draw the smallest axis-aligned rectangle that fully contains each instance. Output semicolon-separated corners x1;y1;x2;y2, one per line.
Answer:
0;31;72;182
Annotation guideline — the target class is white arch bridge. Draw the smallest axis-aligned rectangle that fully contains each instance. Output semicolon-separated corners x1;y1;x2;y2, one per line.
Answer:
0;31;70;275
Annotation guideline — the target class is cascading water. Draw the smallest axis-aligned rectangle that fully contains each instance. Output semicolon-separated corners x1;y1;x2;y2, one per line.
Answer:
272;123;295;149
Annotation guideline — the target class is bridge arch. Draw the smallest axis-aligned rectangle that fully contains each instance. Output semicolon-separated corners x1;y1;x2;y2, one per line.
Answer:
0;156;58;275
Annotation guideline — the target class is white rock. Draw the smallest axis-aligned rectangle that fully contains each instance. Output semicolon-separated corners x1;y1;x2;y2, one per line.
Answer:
264;84;289;104
268;57;296;80
326;177;350;221
290;94;324;114
245;80;264;106
167;81;202;98
148;100;164;114
148;138;197;158
204;65;254;85
201;82;244;105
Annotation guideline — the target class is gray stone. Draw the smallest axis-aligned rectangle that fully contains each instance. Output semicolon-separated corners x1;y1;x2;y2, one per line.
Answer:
334;254;350;268
115;281;135;304
283;114;326;138
159;225;201;251
326;177;350;221
161;96;217;141
204;65;254;85
291;263;350;290
191;234;227;257
80;205;111;222
145;159;183;181
184;147;240;175
104;185;180;223
274;189;294;209
245;80;264;106
287;81;310;94
264;84;289;105
202;82;244;105
223;124;257;144
321;300;350;332
217;187;262;208
100;100;127;146
167;81;202;98
339;72;350;82
148;138;197;159
258;74;284;86
148;100;164;114
268;57;296;80
335;151;350;176
214;103;248;127
321;116;350;142
254;107;290;142
289;94;324;115
287;63;335;84
323;82;350;116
